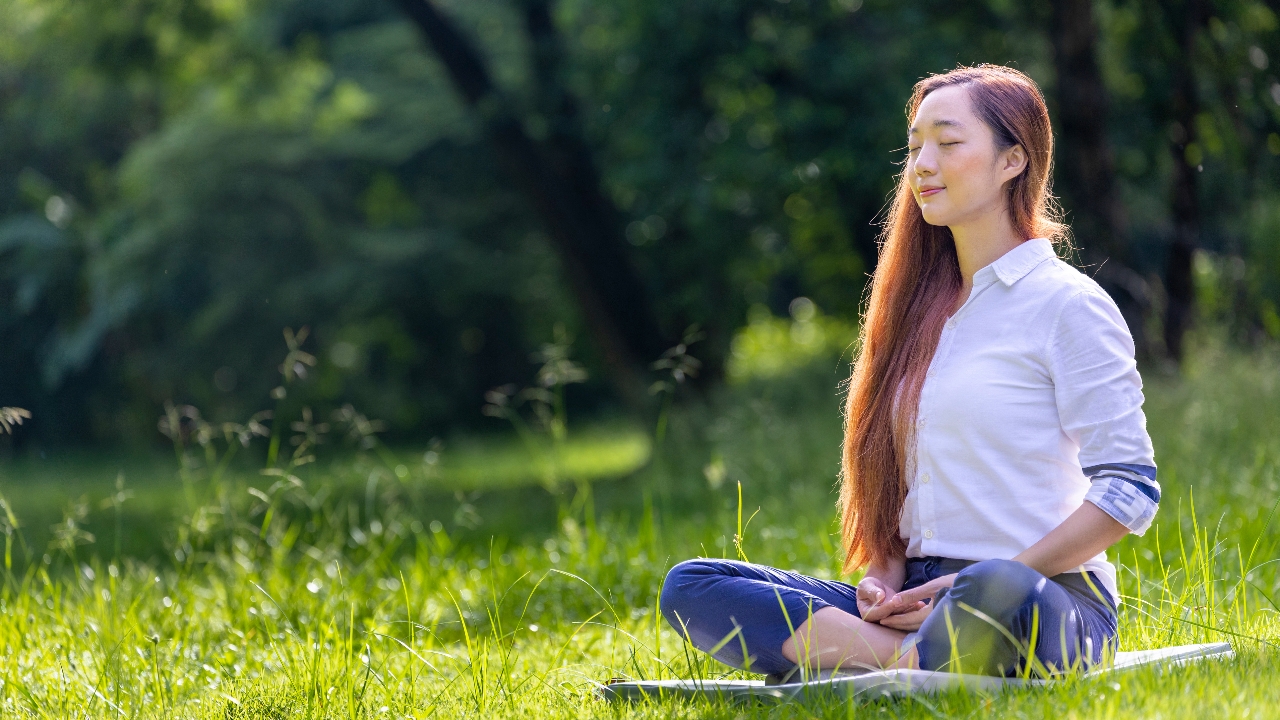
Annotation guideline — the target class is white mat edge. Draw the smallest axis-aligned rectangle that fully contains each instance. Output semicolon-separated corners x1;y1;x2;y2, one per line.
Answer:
597;641;1234;703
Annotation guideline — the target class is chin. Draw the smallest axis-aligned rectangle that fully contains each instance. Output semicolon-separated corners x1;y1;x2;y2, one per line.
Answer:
919;206;952;227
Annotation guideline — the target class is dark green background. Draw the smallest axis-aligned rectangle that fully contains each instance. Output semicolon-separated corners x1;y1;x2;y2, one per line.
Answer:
3;0;1279;447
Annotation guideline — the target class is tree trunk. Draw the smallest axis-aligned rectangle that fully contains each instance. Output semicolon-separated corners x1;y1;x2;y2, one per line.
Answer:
1163;0;1207;362
393;0;669;400
1050;0;1150;355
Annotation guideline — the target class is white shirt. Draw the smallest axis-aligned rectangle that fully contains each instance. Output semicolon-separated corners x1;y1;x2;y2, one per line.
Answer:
899;238;1160;603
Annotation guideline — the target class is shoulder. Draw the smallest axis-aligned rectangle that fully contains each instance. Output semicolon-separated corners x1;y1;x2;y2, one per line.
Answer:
1024;255;1111;300
1030;261;1135;358
1021;256;1125;323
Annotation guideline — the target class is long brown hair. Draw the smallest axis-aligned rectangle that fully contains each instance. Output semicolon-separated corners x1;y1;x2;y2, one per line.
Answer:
839;65;1064;572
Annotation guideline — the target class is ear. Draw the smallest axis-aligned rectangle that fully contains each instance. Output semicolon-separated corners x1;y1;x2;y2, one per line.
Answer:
1000;144;1028;182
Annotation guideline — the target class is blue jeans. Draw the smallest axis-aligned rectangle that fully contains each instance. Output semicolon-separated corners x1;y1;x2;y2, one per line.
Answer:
660;557;1117;677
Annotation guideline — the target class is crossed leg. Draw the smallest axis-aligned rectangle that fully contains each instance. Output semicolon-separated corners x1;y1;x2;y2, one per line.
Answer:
781;605;918;671
660;559;916;675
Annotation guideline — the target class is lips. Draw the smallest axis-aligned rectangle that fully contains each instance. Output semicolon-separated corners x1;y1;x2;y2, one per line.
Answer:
919;187;944;197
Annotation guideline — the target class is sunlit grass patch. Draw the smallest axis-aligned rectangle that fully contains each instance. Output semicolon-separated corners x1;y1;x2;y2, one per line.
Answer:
435;427;652;490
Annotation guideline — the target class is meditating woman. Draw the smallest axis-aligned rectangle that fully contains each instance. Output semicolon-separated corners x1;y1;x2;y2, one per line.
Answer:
660;65;1160;680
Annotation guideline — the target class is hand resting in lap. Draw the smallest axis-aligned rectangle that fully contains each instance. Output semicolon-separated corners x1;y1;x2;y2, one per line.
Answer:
859;573;958;631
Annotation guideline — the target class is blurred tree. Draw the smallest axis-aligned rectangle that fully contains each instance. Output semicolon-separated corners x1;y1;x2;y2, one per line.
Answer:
1051;0;1152;355
394;0;669;400
1099;0;1280;356
1162;0;1211;361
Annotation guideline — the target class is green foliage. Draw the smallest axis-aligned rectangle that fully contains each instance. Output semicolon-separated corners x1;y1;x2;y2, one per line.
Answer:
5;0;1280;444
725;298;857;383
1095;0;1280;340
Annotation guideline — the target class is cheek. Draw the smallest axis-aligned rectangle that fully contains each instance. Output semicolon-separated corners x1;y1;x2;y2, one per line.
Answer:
905;159;922;202
941;151;995;199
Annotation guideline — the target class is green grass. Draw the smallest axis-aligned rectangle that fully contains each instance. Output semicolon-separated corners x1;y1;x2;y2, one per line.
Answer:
0;337;1277;718
0;427;652;559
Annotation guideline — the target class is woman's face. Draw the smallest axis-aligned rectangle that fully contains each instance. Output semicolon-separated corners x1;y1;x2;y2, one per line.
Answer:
906;85;1027;228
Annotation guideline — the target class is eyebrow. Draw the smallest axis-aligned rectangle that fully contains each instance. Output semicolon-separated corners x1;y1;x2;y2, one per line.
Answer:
908;119;966;135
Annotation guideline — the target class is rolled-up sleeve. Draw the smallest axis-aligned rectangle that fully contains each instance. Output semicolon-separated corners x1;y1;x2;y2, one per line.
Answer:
1048;289;1160;535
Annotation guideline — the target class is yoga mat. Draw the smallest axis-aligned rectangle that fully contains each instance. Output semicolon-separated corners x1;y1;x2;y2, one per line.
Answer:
598;641;1234;704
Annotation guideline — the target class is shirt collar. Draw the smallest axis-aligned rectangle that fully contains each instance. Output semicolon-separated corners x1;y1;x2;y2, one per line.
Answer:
975;237;1057;287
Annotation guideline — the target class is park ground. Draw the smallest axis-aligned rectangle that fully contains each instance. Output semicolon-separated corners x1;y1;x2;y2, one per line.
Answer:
0;331;1278;718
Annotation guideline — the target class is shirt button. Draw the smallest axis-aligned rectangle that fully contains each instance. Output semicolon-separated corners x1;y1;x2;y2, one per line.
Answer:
924;530;934;539
917;417;927;429
921;473;931;484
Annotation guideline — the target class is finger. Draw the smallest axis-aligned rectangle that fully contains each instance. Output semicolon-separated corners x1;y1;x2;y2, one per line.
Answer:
885;600;926;616
881;606;930;630
880;613;907;629
867;597;914;623
862;595;905;622
861;602;892;622
894;586;930;605
885;599;926;622
880;615;920;631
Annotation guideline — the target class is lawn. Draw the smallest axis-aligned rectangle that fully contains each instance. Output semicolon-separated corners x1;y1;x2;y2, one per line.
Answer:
0;336;1277;718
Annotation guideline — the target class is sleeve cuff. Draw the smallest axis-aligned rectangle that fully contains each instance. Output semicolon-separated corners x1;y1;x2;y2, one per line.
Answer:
1083;469;1159;536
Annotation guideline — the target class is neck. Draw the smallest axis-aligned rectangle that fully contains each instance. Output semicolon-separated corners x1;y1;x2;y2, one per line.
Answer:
949;208;1023;281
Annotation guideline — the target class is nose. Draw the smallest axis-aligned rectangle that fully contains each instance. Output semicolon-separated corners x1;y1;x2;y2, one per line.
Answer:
914;148;936;176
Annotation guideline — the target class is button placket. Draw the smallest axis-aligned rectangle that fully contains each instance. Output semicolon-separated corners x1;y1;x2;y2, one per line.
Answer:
917;324;951;555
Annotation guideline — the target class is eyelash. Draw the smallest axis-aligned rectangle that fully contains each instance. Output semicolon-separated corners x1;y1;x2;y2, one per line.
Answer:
907;141;957;154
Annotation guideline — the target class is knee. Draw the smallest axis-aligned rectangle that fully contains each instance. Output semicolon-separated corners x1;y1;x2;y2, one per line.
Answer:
955;559;1039;592
949;560;1042;615
659;559;722;624
662;558;721;591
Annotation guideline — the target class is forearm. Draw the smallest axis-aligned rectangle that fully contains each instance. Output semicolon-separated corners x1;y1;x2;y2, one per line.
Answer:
1012;501;1129;577
863;553;907;592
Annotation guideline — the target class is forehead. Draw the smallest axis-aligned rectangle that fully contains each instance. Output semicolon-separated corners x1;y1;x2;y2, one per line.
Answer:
910;85;977;134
